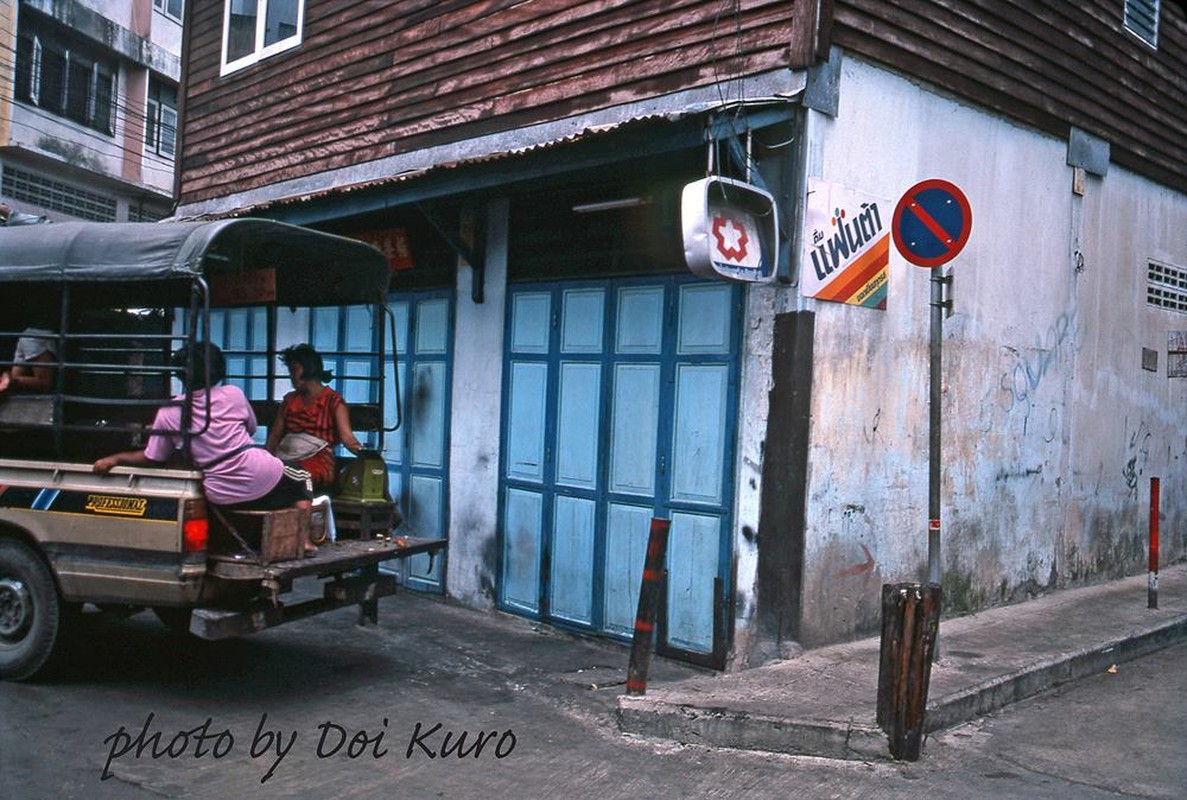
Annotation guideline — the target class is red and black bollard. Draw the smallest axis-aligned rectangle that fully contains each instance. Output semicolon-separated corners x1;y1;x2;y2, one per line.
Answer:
1149;477;1160;610
626;517;671;696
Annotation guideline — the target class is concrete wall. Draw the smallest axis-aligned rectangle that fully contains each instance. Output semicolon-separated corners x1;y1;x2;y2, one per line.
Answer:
0;0;15;146
445;199;509;609
782;54;1187;646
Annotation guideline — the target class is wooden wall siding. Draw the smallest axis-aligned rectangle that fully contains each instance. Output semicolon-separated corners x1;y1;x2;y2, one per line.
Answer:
829;0;1187;193
179;0;808;206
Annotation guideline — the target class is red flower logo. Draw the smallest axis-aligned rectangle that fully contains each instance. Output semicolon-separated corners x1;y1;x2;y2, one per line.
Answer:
712;215;749;262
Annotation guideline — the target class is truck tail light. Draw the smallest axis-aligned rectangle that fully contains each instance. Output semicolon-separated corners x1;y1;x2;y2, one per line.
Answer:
182;499;208;553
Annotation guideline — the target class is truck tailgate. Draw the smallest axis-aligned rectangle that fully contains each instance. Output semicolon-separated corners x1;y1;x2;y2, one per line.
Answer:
193;537;447;640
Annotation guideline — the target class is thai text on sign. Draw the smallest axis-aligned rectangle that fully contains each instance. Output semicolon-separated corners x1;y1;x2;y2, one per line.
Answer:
801;179;890;309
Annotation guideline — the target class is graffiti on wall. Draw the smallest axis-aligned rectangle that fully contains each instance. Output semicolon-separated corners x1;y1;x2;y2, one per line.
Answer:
998;313;1076;436
1122;418;1152;497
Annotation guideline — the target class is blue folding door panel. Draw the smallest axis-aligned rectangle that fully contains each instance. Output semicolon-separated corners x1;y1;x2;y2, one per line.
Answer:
208;308;269;442
501;292;550;614
665;283;734;653
549;288;604;625
499;277;739;661
383;294;453;592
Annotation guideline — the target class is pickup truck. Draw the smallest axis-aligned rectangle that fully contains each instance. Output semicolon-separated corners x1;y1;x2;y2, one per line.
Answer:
0;219;443;680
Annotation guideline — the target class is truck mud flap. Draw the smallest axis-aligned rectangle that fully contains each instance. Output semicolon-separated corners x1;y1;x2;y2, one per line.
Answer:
189;569;399;640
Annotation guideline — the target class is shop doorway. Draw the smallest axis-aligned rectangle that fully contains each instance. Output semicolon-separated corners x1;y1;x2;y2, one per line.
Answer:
499;275;740;664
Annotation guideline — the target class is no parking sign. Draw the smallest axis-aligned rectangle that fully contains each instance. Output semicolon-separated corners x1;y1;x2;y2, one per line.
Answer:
892;179;972;268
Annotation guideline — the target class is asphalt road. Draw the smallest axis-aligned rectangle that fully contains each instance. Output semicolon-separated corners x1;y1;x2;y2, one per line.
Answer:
1;588;1183;799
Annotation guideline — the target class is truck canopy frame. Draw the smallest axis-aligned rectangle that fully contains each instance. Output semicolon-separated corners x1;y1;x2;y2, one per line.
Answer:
0;219;394;459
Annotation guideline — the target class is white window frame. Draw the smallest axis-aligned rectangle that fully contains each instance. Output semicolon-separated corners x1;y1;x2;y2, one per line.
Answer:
87;62;102;128
30;36;42;105
159;104;178;157
220;0;304;76
153;0;183;23
145;76;178;158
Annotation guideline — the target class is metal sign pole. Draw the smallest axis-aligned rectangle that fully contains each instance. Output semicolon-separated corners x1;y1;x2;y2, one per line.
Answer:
928;269;949;663
928;271;943;589
893;178;972;665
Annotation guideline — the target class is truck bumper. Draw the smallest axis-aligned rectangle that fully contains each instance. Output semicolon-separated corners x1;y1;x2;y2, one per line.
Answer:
190;568;399;640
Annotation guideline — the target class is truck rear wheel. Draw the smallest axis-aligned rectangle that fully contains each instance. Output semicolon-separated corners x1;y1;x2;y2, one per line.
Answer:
0;539;64;681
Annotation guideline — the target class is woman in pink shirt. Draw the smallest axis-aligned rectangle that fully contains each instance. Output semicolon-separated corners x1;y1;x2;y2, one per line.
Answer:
93;343;318;555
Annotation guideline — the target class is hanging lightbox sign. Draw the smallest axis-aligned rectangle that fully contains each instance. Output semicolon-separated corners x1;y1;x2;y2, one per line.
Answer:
681;176;778;283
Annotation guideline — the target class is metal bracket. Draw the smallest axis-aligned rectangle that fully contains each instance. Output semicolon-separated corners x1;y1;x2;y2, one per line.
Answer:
416;202;486;303
931;271;954;316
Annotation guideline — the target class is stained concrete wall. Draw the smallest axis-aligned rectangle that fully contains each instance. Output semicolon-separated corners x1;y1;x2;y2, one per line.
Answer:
783;54;1187;647
445;199;509;610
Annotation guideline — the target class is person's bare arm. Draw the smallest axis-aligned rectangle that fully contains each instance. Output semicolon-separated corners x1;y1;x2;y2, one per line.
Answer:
93;450;157;475
2;351;55;393
265;403;288;453
334;401;362;454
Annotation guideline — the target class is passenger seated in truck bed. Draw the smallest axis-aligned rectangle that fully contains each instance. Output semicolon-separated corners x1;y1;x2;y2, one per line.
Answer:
266;343;362;493
0;326;58;396
92;342;320;555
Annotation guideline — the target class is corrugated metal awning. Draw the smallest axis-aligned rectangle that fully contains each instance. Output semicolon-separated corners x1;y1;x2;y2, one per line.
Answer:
182;99;800;223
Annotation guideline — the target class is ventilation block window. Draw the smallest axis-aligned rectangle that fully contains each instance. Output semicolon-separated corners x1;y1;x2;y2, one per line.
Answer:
1147;261;1187;313
2;166;117;222
1124;0;1160;48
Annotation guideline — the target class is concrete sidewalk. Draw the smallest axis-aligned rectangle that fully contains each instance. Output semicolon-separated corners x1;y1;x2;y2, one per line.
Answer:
618;562;1187;760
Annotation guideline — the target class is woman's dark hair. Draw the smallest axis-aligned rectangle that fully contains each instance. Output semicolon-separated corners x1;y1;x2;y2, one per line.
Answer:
170;342;226;390
280;343;333;382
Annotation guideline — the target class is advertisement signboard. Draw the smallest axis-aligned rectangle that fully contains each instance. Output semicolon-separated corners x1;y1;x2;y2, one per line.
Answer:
801;178;890;309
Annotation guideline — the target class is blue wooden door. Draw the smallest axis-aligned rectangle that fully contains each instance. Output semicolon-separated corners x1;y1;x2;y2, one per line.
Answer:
500;276;739;660
382;293;452;591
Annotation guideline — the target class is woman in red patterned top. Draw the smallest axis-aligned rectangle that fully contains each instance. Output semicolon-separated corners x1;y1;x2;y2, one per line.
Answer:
266;344;362;491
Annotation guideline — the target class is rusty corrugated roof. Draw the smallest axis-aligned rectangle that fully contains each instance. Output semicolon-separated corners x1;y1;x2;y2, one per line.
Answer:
183;111;700;220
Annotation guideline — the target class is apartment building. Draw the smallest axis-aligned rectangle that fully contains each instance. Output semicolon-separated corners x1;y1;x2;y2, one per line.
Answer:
0;0;182;222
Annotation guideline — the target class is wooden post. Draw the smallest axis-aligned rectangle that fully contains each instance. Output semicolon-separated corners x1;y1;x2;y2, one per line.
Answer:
625;518;671;696
876;582;942;760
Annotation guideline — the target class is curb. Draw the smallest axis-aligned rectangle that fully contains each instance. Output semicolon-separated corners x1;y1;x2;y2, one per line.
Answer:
618;697;887;761
923;613;1187;732
617;612;1187;761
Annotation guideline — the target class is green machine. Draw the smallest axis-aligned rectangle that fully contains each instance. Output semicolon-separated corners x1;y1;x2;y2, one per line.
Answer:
336;450;390;503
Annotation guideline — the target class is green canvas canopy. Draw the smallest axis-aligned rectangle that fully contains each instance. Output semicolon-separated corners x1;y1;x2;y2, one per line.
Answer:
0;219;390;307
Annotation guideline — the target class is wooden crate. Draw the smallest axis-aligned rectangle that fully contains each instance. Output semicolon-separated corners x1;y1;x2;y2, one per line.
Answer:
331;499;400;540
223;508;307;564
